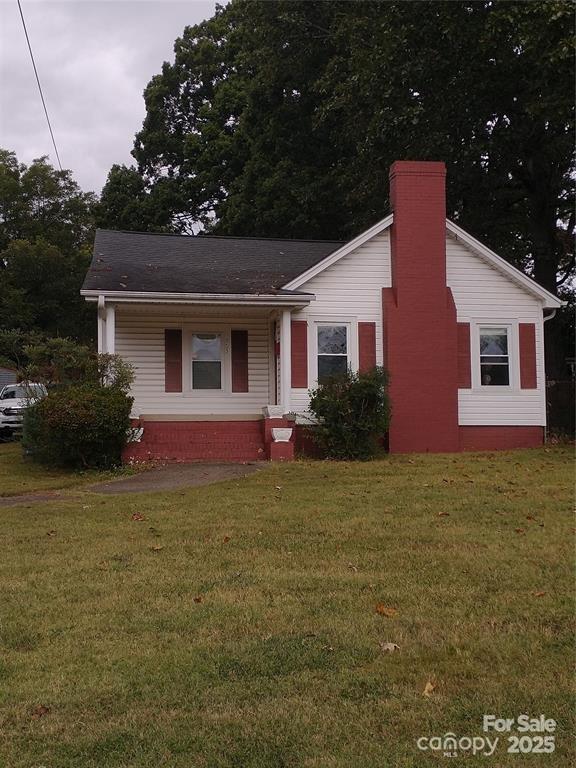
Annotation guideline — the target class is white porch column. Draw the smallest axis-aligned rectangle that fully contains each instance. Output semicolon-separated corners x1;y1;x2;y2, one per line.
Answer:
105;304;115;355
97;295;106;353
280;308;292;414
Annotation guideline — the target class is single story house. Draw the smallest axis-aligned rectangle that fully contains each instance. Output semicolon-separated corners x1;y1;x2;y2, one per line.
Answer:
81;161;563;461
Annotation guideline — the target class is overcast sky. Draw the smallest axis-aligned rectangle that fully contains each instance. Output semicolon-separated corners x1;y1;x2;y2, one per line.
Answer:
0;0;220;194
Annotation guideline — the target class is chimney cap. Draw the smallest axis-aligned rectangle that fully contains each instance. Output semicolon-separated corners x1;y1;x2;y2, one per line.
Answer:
389;160;446;178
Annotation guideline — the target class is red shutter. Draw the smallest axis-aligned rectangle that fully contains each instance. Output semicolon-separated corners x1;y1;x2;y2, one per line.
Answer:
291;321;308;388
519;323;537;389
457;323;471;388
164;329;182;392
231;329;249;392
358;322;377;372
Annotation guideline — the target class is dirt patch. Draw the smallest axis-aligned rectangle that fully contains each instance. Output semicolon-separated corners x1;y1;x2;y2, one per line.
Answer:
87;462;264;495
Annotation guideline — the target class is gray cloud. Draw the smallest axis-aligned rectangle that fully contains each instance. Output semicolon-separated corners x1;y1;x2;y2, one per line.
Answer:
0;0;220;193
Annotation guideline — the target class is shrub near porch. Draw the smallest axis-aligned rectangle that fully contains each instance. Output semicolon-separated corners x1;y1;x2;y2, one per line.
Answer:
0;446;572;767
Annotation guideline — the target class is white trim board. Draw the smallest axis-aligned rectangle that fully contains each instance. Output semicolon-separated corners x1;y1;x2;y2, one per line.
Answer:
82;290;315;307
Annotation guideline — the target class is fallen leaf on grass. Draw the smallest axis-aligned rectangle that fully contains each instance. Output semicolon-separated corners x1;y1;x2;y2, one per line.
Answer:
379;642;400;653
376;604;398;618
31;705;50;718
131;513;144;522
422;680;436;697
223;536;230;543
533;591;546;598
193;596;203;603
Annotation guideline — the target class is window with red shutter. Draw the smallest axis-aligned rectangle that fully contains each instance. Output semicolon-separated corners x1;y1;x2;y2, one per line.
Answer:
291;321;308;388
164;329;182;392
231;330;249;392
457;323;471;388
519;323;537;389
358;322;376;373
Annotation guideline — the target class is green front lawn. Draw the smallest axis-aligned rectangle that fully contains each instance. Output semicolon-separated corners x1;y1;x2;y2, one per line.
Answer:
0;442;135;497
0;445;573;767
0;442;95;496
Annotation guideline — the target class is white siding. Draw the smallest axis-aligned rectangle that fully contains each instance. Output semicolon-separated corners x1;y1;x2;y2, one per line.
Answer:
446;233;546;426
290;231;391;414
112;226;546;428
288;228;546;427
115;305;272;418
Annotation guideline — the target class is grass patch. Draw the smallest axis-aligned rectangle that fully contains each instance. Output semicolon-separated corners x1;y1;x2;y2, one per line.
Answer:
0;446;573;766
0;442;136;497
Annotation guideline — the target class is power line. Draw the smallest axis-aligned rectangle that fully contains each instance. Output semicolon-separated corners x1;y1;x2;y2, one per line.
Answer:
17;0;63;171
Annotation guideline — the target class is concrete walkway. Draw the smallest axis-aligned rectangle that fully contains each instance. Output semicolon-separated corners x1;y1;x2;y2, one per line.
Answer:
0;463;264;506
88;462;263;494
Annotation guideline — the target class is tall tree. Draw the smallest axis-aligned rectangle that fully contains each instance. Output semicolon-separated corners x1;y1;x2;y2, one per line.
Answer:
0;150;96;343
0;150;96;254
96;164;176;232
132;1;573;283
127;0;573;374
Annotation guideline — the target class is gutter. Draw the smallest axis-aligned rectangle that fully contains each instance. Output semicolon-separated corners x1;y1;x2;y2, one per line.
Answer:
81;290;315;306
543;309;557;323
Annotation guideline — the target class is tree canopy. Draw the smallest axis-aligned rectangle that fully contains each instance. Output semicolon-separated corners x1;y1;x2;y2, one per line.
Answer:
0;150;96;343
2;1;573;377
124;0;573;298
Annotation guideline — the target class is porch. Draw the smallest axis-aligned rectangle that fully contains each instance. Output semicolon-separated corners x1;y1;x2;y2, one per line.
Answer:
95;298;308;462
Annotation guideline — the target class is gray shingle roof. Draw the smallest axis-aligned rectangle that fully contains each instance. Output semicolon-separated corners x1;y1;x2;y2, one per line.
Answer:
82;230;344;296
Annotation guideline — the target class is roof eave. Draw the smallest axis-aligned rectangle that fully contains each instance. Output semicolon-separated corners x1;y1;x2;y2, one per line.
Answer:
445;220;565;308
282;214;394;290
80;289;315;307
282;214;564;309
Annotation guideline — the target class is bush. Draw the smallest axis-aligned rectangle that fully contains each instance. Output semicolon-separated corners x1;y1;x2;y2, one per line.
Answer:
23;384;133;469
308;366;391;460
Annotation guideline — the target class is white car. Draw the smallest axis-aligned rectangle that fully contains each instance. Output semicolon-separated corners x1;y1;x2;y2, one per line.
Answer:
0;383;47;437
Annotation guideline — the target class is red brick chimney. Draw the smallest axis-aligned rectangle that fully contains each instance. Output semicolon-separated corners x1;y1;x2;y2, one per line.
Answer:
383;161;459;452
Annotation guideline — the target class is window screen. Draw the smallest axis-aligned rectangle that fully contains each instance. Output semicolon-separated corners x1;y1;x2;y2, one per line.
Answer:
192;334;222;389
317;325;348;383
479;327;509;386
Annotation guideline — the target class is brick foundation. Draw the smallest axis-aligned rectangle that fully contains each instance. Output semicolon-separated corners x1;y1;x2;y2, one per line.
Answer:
268;441;294;461
262;415;295;461
459;426;544;451
123;420;267;463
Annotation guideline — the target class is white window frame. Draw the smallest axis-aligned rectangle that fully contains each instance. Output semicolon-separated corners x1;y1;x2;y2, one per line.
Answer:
190;331;225;392
308;316;359;388
470;320;519;392
182;326;232;396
